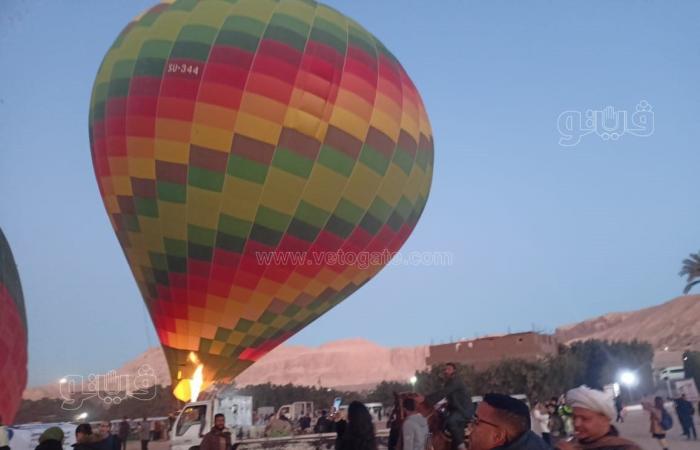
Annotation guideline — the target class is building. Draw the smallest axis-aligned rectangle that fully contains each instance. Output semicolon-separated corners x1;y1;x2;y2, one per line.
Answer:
426;332;558;371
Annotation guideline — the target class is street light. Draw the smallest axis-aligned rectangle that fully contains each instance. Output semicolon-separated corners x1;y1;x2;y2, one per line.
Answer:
409;376;417;392
619;370;638;387
59;378;67;384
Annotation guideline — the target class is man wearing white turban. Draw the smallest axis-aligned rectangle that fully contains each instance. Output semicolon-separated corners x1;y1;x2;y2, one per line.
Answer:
555;386;641;450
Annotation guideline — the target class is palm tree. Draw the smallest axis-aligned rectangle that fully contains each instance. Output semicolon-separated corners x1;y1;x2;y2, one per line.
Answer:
679;251;700;294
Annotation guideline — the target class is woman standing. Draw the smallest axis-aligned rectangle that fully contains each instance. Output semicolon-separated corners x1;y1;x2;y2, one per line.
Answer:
338;402;377;450
643;397;670;450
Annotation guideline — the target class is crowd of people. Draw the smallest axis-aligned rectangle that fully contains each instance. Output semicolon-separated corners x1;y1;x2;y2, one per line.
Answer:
0;416;174;450
204;402;376;450
1;364;699;450
383;367;649;450
386;363;659;450
249;408;346;438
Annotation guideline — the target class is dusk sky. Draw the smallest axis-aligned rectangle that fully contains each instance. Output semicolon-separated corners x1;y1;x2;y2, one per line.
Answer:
2;0;699;387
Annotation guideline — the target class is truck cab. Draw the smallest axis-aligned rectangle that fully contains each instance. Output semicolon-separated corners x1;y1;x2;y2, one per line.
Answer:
171;394;252;450
172;402;209;450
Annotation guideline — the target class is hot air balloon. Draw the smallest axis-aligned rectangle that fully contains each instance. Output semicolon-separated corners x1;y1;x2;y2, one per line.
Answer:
89;0;433;400
0;228;28;424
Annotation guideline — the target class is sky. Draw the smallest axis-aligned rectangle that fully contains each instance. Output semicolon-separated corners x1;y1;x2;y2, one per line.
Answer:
1;0;699;387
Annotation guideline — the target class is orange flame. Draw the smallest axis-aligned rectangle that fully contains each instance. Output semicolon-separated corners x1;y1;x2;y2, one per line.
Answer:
172;352;206;402
190;363;204;402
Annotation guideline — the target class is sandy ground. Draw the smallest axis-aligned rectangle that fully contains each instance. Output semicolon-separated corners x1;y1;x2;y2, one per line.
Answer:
126;409;700;450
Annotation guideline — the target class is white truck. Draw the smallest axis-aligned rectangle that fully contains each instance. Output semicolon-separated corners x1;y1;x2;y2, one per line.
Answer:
275;401;314;422
170;388;252;450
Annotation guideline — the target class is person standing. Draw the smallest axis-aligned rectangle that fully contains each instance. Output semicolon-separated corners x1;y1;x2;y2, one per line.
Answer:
117;418;130;450
35;427;64;450
555;386;641;450
73;424;101;450
532;402;550;445
337;401;376;450
642;397;671;450
138;418;150;450
334;410;347;450
167;414;175;440
314;410;331;434
675;394;696;440
200;414;231;450
97;421;120;450
153;421;162;442
401;398;428;450
298;414;311;433
615;396;624;423
547;403;565;447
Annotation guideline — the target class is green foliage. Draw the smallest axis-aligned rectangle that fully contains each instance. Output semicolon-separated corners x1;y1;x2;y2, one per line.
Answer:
679;251;700;294
565;340;654;394
365;381;413;405
14;385;181;424
414;339;654;403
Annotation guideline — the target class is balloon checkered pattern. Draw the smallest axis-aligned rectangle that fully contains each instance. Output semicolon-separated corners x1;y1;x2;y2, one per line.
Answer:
89;0;433;384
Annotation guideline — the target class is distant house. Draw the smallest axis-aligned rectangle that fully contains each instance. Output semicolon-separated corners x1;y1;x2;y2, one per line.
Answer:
426;332;558;370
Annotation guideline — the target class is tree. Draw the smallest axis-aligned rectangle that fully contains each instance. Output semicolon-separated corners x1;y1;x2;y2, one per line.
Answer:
366;381;413;405
564;340;654;399
14;385;182;423
683;351;700;388
679;251;700;294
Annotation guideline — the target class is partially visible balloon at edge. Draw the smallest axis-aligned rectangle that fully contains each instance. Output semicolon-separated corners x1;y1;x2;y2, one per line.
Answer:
0;228;28;423
89;0;434;399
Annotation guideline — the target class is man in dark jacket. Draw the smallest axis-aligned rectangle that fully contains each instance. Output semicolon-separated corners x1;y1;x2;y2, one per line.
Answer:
96;422;120;450
425;362;473;450
72;424;102;450
675;394;697;440
314;411;331;433
117;418;130;450
298;414;311;433
200;414;231;450
468;393;549;450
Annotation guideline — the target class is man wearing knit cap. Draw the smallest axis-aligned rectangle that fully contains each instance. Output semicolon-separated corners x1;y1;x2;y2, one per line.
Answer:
555;386;641;450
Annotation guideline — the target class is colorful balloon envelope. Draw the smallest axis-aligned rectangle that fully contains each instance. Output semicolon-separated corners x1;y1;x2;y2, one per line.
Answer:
0;228;28;423
89;0;433;395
